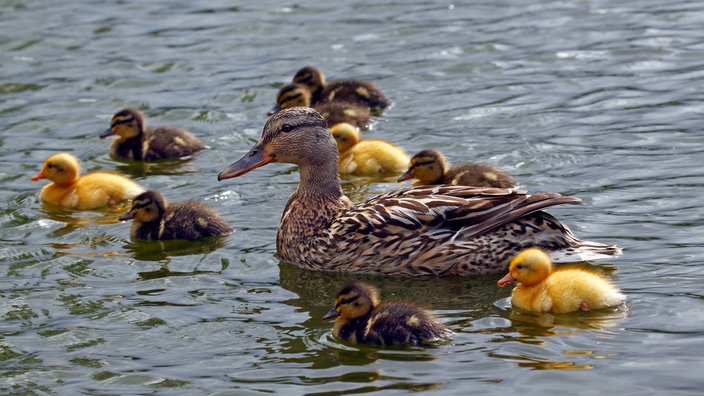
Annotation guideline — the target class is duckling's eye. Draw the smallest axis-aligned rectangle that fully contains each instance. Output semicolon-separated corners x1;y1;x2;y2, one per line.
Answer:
517;265;523;269
281;124;295;133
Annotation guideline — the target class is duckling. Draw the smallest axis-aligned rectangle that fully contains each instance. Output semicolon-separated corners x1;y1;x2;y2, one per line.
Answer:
292;66;391;113
119;190;233;240
330;123;409;175
268;83;372;129
31;152;145;210
322;282;451;346
100;108;205;161
398;149;517;188
218;107;621;276
497;248;626;313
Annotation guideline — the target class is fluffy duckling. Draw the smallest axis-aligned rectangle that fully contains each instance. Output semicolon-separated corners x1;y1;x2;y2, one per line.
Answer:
31;152;145;210
100;108;205;161
268;83;372;129
292;66;391;113
322;282;451;346
497;248;626;313
399;149;517;188
331;123;409;175
119;190;233;240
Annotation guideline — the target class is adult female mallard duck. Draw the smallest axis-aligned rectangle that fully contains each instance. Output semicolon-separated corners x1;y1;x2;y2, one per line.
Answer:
31;152;145;210
268;83;372;129
292;66;391;113
100;108;205;161
330;123;409;175
398;149;517;188
119;190;233;240
322;282;451;345
218;107;620;276
498;248;626;313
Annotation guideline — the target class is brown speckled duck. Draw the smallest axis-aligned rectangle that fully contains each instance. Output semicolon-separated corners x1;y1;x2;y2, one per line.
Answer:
398;149;517;188
292;66;391;114
101;108;205;161
217;107;621;276
330;123;409;175
119;190;233;240
268;83;372;129
322;282;451;345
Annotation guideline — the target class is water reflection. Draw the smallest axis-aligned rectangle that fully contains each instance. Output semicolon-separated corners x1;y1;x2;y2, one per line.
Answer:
108;157;200;178
39;202;131;235
123;237;230;262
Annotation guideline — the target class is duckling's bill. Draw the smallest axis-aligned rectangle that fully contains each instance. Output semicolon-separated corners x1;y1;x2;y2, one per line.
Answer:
497;272;517;287
30;170;45;182
322;307;340;321
397;169;414;182
99;128;115;139
218;145;276;180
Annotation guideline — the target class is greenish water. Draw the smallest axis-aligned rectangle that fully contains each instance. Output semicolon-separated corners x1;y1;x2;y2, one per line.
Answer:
1;0;703;394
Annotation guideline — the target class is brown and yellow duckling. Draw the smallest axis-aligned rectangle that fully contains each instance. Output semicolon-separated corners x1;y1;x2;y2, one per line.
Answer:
119;190;233;240
331;123;409;175
31;152;145;210
398;149;517;188
217;108;621;276
268;83;372;129
100;108;205;161
322;282;451;346
498;248;626;313
292;66;391;114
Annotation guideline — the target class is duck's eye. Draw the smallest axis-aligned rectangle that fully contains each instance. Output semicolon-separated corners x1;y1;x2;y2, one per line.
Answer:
281;124;295;133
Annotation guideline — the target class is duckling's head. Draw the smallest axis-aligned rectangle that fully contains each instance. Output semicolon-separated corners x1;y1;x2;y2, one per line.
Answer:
330;123;361;153
218;107;336;180
498;247;553;287
267;83;312;116
292;66;325;94
101;108;146;139
119;190;166;223
322;282;380;321
397;149;447;184
31;152;81;185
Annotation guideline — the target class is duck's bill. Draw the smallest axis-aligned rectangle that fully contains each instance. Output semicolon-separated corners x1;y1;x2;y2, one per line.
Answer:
100;128;115;139
397;169;414;182
218;145;276;181
322;307;340;321
497;272;516;287
118;211;135;221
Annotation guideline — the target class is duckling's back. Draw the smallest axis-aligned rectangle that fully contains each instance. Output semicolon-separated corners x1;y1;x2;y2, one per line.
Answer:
158;201;233;240
339;140;409;175
444;163;517;188
142;127;205;160
545;268;625;313
362;302;450;345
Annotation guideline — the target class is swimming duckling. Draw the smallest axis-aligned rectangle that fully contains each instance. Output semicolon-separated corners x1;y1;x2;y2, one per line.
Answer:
31;152;145;210
398;149;517;188
100;108;205;161
497;248;626;313
292;66;391;113
119;190;233;240
268;83;372;129
322;282;451;346
330;123;409;175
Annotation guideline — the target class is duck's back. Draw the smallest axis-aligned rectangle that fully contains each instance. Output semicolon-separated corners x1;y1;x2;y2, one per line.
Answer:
142;127;205;160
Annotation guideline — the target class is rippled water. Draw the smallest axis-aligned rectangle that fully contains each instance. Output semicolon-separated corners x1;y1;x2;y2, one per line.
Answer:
2;0;703;394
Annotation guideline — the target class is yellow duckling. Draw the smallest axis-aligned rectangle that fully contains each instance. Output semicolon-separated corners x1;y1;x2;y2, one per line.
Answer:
218;108;621;276
322;282;451;345
31;152;145;210
119;191;233;240
330;123;409;175
292;66;391;113
268;83;372;129
100;108;205;161
497;248;626;313
399;149;517;188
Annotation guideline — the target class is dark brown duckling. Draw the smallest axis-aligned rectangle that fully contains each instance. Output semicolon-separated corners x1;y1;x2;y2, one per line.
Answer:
268;83;372;129
398;149;517;188
119;190;233;240
322;282;451;346
292;66;391;114
100;108;205;161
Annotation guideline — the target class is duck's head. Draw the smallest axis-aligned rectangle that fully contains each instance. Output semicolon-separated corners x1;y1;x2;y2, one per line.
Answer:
498;247;553;287
218;107;336;180
100;108;146;139
119;190;166;222
267;83;312;116
397;149;447;184
31;152;81;185
322;282;379;321
292;66;325;95
330;123;361;153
